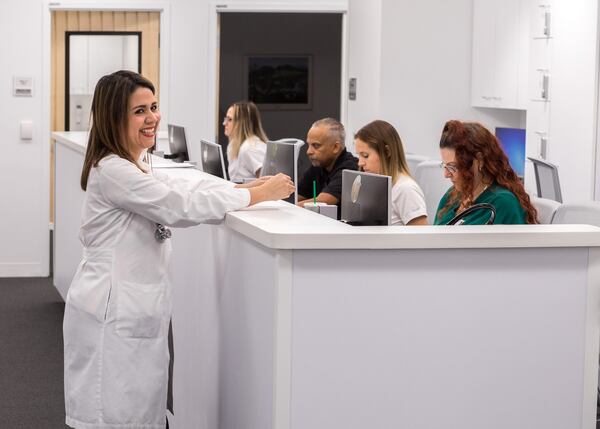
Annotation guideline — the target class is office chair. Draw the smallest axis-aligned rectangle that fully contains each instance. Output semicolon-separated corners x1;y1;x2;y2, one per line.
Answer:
530;196;561;224
551;202;600;227
527;157;563;203
414;160;452;224
405;153;430;177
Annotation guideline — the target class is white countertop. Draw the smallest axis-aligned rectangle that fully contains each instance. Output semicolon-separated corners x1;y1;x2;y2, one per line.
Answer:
53;131;600;250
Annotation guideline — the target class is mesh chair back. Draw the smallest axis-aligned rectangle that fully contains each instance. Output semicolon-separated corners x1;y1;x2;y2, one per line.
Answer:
405;154;430;177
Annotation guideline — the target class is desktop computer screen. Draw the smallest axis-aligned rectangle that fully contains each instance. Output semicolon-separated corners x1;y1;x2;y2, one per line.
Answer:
341;170;391;226
200;140;227;180
168;124;190;163
495;127;525;178
261;140;300;204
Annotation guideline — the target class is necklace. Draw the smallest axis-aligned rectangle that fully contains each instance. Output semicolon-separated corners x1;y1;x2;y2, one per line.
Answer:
472;182;490;201
458;182;490;213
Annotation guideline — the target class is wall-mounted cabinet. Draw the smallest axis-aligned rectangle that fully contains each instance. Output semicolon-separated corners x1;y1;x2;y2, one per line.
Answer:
471;0;529;109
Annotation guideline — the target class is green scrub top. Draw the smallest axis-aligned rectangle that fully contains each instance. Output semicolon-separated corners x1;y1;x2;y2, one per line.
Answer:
434;183;527;225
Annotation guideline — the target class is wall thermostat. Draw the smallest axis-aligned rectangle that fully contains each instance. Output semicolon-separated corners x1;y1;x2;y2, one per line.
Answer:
13;76;34;97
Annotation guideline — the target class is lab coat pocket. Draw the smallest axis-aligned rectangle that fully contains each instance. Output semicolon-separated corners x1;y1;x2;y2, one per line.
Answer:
115;280;166;339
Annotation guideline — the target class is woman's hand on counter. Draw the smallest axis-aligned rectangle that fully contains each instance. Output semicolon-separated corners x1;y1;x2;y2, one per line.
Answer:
234;176;271;189
247;173;295;205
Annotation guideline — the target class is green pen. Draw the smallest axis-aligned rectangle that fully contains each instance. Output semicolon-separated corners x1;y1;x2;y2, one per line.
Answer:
313;180;317;206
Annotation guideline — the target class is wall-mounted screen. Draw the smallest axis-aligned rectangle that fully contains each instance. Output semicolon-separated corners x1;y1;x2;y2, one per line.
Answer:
245;55;312;110
495;127;526;178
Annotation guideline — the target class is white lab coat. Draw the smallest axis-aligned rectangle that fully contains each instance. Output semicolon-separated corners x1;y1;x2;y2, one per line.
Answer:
63;155;250;429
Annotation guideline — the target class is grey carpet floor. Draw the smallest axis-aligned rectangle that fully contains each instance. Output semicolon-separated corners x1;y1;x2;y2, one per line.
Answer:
0;277;68;428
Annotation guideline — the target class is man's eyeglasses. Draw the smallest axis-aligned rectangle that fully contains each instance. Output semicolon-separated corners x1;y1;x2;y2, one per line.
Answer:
439;161;458;174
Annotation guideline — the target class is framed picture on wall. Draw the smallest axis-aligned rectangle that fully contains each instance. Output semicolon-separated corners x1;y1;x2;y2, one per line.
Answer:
244;55;312;110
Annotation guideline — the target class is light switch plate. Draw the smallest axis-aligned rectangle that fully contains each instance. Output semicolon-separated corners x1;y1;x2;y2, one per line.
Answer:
20;120;33;140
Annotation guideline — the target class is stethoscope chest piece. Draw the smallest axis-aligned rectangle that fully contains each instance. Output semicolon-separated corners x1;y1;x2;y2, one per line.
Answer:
155;223;172;242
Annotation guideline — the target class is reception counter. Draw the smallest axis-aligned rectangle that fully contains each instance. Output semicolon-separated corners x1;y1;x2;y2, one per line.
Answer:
53;132;600;429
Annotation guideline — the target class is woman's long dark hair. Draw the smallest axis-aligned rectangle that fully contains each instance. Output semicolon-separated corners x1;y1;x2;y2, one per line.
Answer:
438;120;538;224
80;70;155;190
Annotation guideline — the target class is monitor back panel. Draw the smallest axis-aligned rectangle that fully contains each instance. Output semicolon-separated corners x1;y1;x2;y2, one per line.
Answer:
200;140;227;180
168;124;189;163
261;141;298;204
341;170;391;226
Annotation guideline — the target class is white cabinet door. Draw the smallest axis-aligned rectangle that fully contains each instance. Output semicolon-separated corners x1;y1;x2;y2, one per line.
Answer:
471;0;529;109
471;0;496;107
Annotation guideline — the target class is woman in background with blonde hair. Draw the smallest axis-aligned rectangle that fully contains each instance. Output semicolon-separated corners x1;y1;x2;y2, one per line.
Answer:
223;100;268;181
354;120;428;225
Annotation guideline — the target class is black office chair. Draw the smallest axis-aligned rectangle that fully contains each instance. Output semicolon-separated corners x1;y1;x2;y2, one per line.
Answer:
527;157;563;203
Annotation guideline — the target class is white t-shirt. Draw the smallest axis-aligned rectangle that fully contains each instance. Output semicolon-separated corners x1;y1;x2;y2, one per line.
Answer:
390;173;428;225
227;136;267;181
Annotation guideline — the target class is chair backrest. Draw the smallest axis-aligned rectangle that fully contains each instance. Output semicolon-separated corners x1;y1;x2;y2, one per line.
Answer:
527;157;563;203
530;196;561;224
405;153;430;177
551;202;600;227
414;160;451;224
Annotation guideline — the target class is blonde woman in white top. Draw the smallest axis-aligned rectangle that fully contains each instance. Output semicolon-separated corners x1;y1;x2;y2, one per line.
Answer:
354;120;428;225
223;101;268;181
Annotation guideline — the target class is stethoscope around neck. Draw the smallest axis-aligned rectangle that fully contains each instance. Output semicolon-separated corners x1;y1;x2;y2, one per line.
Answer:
446;203;496;225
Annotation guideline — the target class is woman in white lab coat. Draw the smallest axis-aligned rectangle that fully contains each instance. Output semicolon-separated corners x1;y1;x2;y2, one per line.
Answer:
223;100;268;181
63;70;294;429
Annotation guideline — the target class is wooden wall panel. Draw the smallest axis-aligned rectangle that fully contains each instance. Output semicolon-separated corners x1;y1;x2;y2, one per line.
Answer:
114;12;126;31
90;12;102;31
78;11;90;31
101;11;114;31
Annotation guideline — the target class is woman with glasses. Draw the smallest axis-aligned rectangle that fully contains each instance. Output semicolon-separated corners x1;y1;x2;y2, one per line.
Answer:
354;120;428;225
223;100;268;181
435;120;537;225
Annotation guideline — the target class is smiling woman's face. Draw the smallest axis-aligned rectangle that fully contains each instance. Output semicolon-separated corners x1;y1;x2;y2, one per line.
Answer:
126;86;160;159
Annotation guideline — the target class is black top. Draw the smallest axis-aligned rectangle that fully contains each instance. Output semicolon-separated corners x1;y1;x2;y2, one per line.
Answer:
297;148;359;212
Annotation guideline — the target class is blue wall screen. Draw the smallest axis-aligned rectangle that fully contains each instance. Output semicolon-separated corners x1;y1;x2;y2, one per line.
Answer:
495;127;526;178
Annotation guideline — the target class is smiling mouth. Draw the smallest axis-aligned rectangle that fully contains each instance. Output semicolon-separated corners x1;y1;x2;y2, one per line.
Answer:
140;127;156;137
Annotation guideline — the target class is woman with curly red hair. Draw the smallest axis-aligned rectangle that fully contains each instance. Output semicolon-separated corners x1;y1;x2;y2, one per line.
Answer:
435;120;538;225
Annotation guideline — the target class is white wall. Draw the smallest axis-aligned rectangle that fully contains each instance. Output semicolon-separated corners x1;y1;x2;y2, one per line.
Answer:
345;0;383;151
0;0;48;276
378;0;525;158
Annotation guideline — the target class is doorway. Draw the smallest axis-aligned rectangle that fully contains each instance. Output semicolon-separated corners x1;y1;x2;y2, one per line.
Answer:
217;12;343;176
50;10;160;220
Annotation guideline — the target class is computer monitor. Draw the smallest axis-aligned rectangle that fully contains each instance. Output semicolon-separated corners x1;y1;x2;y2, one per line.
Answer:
200;140;228;180
167;124;189;163
527;157;563;203
260;139;303;204
495;127;525;179
340;170;391;226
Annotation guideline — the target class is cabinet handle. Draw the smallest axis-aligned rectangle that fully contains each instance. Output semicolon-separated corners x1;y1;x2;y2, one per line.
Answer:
543;10;551;37
541;74;550;100
534;131;548;159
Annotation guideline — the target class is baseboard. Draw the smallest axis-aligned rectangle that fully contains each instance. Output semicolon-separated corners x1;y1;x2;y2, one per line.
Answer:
0;263;48;277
